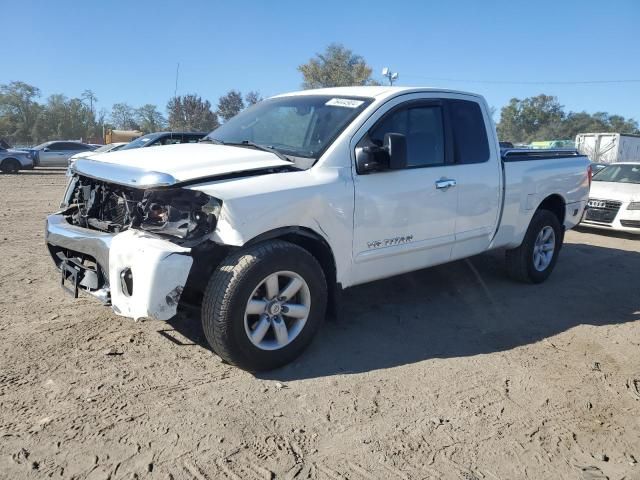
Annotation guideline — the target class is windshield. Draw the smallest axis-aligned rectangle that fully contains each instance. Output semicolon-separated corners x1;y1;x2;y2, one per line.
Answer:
33;142;52;150
120;134;160;150
206;95;372;159
93;144;116;153
593;164;640;184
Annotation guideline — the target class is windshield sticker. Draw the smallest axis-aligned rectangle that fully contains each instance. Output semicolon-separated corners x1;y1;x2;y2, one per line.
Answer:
325;98;365;108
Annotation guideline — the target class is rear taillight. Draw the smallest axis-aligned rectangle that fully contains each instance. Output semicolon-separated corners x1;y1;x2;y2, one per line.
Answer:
587;165;592;188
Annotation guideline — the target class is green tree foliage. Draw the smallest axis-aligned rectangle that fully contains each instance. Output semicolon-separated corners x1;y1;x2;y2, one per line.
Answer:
28;93;98;143
136;104;166;133
167;94;219;132
497;94;640;143
110;103;139;130
298;43;379;89
0;81;42;144
217;90;245;122
245;90;263;106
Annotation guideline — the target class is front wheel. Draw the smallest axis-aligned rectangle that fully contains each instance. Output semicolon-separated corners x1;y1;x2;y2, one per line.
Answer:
505;209;563;284
0;158;20;174
201;240;327;371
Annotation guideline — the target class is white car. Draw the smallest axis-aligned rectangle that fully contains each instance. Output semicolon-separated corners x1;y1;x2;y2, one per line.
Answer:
68;143;127;168
581;162;640;233
46;86;590;370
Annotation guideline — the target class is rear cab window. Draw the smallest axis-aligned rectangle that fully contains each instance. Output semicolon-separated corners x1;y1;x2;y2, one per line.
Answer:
448;100;490;164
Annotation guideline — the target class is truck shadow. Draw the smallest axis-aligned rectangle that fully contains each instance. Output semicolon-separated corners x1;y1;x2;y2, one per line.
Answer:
168;240;640;380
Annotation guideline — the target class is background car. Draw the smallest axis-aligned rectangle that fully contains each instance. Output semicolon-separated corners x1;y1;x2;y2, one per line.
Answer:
0;143;35;173
30;141;96;167
67;142;128;169
591;162;608;174
581;162;640;234
118;132;206;151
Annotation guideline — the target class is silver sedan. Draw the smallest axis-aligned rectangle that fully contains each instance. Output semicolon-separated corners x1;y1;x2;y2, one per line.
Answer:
0;148;34;173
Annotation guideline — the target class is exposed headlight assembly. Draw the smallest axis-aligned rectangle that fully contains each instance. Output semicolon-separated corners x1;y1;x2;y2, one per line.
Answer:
139;189;221;240
627;201;640;210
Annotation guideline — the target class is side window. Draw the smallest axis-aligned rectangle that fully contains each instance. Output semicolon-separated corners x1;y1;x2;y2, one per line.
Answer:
449;100;490;164
161;136;182;145
56;143;84;151
48;142;64;151
369;105;445;167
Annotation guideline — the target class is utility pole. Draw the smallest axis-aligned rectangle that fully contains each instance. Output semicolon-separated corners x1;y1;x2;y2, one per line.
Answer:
382;67;399;86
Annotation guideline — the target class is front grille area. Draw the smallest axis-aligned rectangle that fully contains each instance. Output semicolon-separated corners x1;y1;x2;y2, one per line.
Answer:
620;219;640;228
584;198;621;224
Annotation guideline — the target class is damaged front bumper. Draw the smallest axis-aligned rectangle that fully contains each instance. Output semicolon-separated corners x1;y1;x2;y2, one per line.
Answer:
45;213;193;321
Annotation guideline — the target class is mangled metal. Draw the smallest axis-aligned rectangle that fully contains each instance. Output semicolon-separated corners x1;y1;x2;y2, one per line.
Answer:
47;173;222;320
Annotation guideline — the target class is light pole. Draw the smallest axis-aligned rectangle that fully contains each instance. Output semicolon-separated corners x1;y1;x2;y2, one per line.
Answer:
382;67;399;86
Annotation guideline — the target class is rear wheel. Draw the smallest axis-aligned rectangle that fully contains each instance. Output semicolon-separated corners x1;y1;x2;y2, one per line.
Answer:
0;158;20;174
505;209;562;283
202;240;327;371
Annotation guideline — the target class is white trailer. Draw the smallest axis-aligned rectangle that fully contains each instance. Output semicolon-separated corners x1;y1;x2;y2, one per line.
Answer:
575;132;640;164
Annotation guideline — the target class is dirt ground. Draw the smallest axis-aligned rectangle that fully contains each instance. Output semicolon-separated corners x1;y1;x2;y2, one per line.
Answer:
0;168;639;480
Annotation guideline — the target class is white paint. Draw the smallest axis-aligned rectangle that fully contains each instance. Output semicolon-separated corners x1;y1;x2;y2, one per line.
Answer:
81;143;290;183
109;230;193;320
580;164;640;234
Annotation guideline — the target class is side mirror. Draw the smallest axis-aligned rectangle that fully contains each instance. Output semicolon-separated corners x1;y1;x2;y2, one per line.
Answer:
384;133;408;169
43;147;50;152
355;146;385;173
355;133;408;174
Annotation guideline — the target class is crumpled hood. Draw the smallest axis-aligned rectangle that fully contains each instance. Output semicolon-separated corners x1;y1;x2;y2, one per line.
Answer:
590;181;640;202
74;143;291;185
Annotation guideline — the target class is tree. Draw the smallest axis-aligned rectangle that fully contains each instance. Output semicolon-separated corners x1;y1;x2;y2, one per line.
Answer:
81;89;98;114
497;94;640;143
298;43;379;89
217;90;245;122
110;103;139;130
245;91;262;106
136;104;166;133
167;94;219;131
0;81;42;144
497;94;565;143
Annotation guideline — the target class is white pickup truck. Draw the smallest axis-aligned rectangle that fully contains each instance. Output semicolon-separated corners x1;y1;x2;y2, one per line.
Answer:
46;87;591;370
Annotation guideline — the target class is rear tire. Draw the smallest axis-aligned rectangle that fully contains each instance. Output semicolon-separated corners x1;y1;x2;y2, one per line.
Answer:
506;209;563;284
0;158;20;174
201;240;327;371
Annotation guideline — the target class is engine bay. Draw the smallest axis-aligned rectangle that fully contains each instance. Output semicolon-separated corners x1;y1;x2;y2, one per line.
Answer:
64;175;220;241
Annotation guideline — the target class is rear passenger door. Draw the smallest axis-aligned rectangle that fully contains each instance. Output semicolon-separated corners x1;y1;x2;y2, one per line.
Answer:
447;98;502;259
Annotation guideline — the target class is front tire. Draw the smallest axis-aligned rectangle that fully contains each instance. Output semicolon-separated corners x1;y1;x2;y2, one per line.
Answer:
202;240;327;371
505;209;563;284
0;158;20;174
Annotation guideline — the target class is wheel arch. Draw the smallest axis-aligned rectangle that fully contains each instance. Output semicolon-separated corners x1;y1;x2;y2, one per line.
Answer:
536;193;566;226
245;226;341;319
1;157;20;171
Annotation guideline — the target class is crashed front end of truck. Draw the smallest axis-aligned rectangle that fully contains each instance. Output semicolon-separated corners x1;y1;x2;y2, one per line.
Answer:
45;159;223;320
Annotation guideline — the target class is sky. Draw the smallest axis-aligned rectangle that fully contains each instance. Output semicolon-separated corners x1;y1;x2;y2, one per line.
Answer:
2;0;639;121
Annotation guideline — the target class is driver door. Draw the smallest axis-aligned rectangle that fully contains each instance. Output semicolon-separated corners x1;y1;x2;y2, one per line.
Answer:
39;142;68;166
350;96;459;285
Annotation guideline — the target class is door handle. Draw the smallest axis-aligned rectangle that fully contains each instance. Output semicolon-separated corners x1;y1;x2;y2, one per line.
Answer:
435;179;457;190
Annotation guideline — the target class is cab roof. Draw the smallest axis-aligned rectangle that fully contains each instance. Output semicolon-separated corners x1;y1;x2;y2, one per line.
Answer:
274;86;484;101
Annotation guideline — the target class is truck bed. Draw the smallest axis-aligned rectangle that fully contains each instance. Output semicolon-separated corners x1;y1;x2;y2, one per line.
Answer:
490;149;590;250
501;148;583;161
